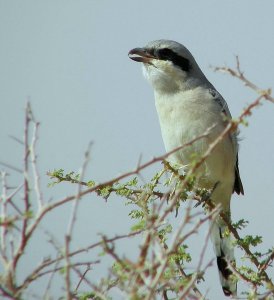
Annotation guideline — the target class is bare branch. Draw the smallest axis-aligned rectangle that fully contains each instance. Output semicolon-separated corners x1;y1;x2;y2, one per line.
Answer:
30;120;43;208
213;56;273;102
0;161;23;173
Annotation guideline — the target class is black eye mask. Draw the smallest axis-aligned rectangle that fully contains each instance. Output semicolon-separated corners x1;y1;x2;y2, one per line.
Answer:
154;48;191;72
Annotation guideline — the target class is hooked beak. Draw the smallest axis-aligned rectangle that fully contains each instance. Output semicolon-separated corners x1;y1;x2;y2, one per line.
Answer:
128;47;155;63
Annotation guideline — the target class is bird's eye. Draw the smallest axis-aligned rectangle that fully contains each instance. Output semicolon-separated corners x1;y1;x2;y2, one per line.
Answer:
157;48;172;59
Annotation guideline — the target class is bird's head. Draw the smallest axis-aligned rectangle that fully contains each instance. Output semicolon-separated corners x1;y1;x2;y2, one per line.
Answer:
128;40;207;94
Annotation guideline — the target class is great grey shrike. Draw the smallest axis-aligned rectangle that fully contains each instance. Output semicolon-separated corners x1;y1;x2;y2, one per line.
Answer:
128;40;244;297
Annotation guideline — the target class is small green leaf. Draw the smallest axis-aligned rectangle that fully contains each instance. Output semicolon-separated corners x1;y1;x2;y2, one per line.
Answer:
87;180;96;187
131;220;146;232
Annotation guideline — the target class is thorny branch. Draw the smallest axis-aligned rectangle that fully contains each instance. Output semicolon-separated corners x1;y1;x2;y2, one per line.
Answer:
213;55;274;103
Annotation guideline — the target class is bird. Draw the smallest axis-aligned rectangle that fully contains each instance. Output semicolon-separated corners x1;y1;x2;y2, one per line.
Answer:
128;40;244;297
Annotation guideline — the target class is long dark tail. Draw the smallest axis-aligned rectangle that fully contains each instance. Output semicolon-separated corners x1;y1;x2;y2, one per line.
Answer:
210;218;237;297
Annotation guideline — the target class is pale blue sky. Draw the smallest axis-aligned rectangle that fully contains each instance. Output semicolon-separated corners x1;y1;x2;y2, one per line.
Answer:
1;1;274;299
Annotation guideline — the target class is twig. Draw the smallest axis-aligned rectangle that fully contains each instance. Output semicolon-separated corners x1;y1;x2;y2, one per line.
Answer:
8;135;24;145
178;210;219;299
67;142;92;238
31;260;99;283
5;183;24;215
42;256;60;299
65;142;92;299
259;249;274;275
30;120;43;208
0;171;8;263
64;235;72;300
13;103;31;272
19;228;145;291
74;265;92;291
0;161;23;173
213;56;273;103
0;284;20;300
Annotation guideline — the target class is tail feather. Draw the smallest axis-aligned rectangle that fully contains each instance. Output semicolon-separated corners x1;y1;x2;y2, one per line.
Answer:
210;219;237;297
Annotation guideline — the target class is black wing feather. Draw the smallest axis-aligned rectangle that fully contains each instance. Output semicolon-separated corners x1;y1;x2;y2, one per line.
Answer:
234;154;244;195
